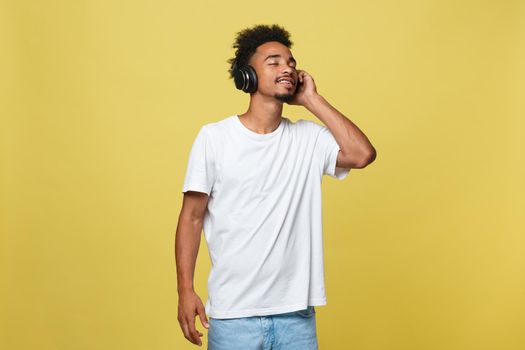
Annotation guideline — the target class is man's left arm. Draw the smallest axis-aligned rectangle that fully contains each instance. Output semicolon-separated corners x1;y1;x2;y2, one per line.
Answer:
304;93;377;169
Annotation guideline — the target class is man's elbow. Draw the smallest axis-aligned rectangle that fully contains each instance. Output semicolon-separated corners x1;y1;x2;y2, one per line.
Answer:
356;148;377;168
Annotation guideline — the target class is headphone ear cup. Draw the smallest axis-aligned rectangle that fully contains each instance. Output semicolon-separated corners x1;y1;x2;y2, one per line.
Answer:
244;65;258;93
232;62;258;93
233;63;246;91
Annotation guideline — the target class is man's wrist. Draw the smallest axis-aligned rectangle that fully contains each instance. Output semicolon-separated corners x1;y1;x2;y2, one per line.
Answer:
304;93;325;111
177;283;195;294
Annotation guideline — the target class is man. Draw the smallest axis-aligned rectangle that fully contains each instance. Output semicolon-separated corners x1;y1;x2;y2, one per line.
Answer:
175;24;376;349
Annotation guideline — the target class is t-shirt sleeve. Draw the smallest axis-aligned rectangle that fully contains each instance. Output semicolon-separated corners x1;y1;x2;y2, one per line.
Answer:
312;122;351;180
181;125;216;195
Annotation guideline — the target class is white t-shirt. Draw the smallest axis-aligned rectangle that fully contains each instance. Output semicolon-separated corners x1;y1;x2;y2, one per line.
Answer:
181;114;350;319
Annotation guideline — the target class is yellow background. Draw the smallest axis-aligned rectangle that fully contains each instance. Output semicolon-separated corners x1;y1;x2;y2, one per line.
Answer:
1;0;524;349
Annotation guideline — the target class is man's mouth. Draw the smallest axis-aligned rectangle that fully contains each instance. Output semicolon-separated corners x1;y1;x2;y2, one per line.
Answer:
277;80;293;87
276;77;295;86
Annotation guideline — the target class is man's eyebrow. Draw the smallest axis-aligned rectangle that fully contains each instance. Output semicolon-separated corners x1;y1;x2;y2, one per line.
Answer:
264;54;297;64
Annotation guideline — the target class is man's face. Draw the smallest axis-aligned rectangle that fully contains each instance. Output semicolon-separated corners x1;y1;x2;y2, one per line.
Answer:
249;41;299;103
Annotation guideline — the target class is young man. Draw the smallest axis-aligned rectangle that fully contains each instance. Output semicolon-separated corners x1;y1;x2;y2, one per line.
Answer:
176;24;376;349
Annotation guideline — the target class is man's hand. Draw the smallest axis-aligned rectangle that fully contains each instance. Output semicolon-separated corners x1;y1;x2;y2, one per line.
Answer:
286;69;319;106
177;289;209;347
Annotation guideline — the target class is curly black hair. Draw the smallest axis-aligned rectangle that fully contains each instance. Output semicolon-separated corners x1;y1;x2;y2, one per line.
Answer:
227;24;293;80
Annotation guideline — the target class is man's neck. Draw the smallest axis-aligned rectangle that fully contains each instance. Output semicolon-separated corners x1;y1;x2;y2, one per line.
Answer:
238;95;284;134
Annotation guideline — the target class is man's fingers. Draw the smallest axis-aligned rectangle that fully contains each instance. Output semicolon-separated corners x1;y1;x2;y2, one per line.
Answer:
181;320;201;346
187;317;203;346
197;305;210;329
181;322;193;343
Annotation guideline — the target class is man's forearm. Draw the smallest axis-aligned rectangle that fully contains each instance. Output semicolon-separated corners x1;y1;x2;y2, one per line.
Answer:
304;93;376;166
175;214;203;293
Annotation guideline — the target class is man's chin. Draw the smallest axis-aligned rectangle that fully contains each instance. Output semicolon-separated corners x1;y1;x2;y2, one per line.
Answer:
274;92;294;103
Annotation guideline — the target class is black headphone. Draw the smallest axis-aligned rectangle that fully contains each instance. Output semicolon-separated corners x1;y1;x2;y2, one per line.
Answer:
232;59;258;93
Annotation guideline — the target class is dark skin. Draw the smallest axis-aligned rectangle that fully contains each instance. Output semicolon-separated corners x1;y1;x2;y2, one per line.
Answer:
176;40;376;347
176;191;209;347
238;41;376;167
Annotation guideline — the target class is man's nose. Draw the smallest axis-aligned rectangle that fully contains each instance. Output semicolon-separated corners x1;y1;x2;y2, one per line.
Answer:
282;65;295;75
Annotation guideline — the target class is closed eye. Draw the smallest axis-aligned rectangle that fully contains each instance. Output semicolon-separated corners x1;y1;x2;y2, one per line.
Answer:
269;62;296;69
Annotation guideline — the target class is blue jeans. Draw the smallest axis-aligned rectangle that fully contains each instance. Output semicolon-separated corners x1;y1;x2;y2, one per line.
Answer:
207;306;318;350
